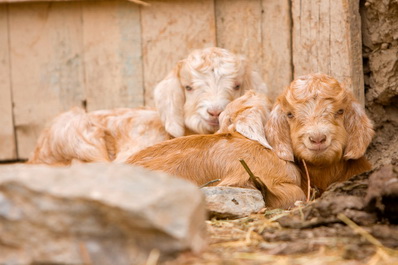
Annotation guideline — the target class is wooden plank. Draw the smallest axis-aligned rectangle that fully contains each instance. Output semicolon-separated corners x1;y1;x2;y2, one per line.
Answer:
9;2;85;159
260;0;292;100
82;0;143;111
1;0;149;5
141;0;216;106
292;0;364;103
331;0;364;103
317;0;331;72
215;0;263;74
291;0;317;75
0;5;17;160
215;0;292;101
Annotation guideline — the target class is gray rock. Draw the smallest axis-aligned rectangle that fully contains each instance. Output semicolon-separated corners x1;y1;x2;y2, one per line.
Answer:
0;163;207;265
201;187;265;219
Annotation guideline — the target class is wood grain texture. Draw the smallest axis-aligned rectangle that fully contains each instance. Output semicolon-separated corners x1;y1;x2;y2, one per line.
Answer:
215;0;292;101
141;0;217;106
261;0;292;100
292;0;364;104
215;0;263;73
9;2;85;159
339;0;364;104
0;5;17;160
82;0;143;111
1;0;149;4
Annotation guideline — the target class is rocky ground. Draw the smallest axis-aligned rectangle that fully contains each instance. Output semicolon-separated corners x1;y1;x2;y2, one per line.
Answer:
1;162;396;265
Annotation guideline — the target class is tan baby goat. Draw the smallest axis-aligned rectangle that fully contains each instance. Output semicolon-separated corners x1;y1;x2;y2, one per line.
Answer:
127;91;307;209
266;73;374;194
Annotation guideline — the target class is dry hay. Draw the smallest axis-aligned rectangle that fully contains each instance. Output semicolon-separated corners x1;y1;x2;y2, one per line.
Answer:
159;211;398;265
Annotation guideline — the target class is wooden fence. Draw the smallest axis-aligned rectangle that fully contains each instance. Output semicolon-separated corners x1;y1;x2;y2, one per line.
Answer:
0;0;363;161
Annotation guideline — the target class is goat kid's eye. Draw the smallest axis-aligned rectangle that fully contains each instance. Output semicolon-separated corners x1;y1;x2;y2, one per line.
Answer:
336;109;344;115
234;84;241;90
286;112;294;119
185;85;193;91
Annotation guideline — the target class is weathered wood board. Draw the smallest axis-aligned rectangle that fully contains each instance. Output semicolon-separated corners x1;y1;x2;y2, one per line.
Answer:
215;0;263;74
1;0;149;4
140;0;217;106
82;0;143;111
261;0;292;100
292;0;364;104
8;2;86;159
0;5;17;160
215;0;292;101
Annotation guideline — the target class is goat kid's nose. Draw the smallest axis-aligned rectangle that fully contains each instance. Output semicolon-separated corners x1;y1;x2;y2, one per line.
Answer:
207;108;222;118
309;133;327;145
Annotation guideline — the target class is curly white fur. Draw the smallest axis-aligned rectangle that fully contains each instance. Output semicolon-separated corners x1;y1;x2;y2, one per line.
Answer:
28;107;170;166
154;47;268;137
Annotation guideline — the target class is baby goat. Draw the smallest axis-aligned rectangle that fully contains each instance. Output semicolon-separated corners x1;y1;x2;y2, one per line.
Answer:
28;47;267;166
154;47;268;137
126;91;306;209
28;107;171;166
266;73;374;194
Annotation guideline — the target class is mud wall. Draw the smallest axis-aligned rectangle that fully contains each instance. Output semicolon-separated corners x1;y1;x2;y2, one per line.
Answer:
361;0;398;167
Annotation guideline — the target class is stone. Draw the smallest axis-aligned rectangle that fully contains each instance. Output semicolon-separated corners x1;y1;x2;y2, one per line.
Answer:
201;187;265;219
0;163;207;265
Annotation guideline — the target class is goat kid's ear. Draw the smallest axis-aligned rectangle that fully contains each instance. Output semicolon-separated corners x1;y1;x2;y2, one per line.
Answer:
217;111;231;134
235;108;272;149
343;99;374;160
154;62;186;138
265;103;294;162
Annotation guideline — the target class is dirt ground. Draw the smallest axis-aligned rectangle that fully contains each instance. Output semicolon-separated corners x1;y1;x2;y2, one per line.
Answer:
159;165;398;265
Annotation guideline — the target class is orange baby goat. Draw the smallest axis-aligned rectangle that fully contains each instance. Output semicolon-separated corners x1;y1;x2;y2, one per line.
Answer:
266;73;375;194
126;91;307;209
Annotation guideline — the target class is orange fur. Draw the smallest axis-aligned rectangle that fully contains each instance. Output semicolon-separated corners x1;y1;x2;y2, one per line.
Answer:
28;107;111;166
266;73;374;193
126;92;306;209
127;134;306;209
88;108;171;162
216;90;273;149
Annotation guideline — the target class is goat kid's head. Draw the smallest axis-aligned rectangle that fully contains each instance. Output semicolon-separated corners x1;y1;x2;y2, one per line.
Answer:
266;73;374;166
154;47;268;137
